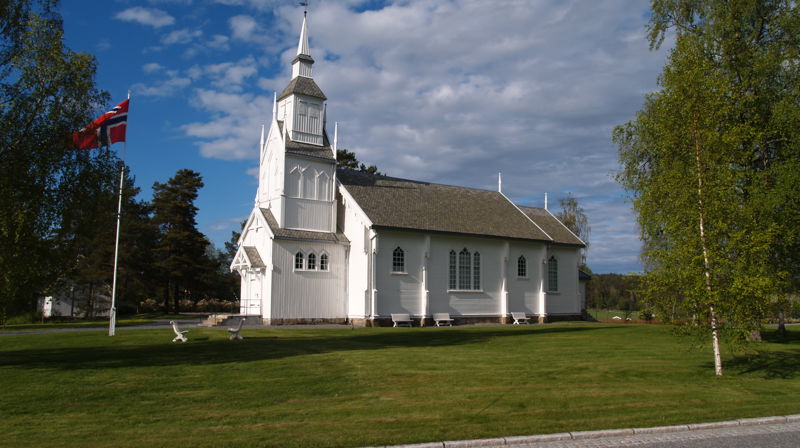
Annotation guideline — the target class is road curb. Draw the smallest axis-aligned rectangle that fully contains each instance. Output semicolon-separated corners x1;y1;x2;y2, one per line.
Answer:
367;414;800;447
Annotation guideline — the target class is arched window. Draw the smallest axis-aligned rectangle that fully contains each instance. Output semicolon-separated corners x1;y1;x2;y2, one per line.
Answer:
458;248;472;290
392;247;405;273
294;252;304;270
302;168;315;199
448;250;457;289
288;166;302;198
548;256;559;292
307;253;316;270
517;255;527;278
320;253;329;271
316;171;330;201
473;252;481;290
448;248;481;291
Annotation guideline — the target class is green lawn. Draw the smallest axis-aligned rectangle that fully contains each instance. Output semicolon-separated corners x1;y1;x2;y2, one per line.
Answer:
1;324;798;448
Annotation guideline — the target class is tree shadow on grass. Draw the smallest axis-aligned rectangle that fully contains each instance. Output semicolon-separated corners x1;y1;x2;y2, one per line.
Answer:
0;325;620;371
723;348;800;379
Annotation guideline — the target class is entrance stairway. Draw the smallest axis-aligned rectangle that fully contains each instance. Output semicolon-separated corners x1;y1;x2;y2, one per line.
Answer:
199;314;262;327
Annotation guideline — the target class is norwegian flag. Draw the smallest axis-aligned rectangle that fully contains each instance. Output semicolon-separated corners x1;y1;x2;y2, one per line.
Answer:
71;99;129;150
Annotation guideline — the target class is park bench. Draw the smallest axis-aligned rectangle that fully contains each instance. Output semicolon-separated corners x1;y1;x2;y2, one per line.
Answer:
511;312;530;325
170;320;189;342
391;313;413;327
433;313;454;327
228;318;245;340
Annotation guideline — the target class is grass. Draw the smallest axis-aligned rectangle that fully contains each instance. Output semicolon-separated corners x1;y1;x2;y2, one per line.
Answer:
1;324;798;448
0;313;198;331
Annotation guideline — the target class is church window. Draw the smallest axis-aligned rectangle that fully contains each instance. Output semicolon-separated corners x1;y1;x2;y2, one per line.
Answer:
320;254;329;271
458;248;472;290
473;252;481;290
288;166;302;198
316;171;330;201
448;250;457;289
449;248;481;291
548;256;559;292
294;252;304;270
517;255;527;278
392;247;405;273
302;167;315;199
307;253;316;270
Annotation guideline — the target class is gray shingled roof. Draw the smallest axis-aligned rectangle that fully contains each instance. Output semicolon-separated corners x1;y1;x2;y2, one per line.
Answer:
275;122;335;161
285;137;335;160
518;206;585;247
277;76;327;101
243;246;266;268
337;170;551;242
260;208;348;243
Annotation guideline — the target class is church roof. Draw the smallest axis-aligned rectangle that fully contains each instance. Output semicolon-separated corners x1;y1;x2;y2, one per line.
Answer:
243;246;266;268
337;170;552;242
277;76;327;101
260;208;348;243
275;120;336;161
517;206;585;247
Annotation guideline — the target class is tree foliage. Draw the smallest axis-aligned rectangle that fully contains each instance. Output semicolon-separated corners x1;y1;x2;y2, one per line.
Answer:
556;193;590;266
615;0;800;374
336;149;382;175
0;0;109;321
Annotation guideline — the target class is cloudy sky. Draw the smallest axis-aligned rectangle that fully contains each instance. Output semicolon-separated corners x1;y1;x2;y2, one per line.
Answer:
60;0;671;274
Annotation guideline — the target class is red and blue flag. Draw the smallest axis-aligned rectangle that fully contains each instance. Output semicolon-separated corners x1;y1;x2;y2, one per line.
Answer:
72;99;129;150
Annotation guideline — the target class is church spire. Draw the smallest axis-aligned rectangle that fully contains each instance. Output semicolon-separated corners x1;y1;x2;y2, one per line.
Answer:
297;11;310;57
291;11;314;79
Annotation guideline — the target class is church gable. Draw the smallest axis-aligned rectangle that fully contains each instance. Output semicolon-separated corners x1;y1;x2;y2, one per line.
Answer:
518;206;585;247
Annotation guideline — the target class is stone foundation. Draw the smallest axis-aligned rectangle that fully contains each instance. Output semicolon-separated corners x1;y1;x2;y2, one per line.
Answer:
259;314;584;327
262;317;348;326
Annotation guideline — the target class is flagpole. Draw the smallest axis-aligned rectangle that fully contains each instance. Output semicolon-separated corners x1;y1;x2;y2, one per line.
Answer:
108;92;130;336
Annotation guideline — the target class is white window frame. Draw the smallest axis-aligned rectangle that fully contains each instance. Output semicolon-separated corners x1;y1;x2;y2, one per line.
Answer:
517;255;527;278
392;247;405;274
448;247;482;292
547;256;559;292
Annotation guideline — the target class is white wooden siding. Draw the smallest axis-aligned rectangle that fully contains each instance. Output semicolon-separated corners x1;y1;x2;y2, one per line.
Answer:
545;247;581;315
270;240;346;319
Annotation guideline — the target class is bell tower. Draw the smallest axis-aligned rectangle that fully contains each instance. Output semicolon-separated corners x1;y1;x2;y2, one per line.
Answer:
257;10;337;233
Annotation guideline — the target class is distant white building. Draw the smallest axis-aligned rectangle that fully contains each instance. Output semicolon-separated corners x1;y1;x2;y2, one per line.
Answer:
230;13;586;326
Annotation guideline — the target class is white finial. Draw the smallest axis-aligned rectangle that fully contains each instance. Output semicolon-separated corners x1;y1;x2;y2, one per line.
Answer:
333;122;339;155
272;91;277;119
297;11;310;56
498;172;502;193
259;124;265;150
544;192;548;210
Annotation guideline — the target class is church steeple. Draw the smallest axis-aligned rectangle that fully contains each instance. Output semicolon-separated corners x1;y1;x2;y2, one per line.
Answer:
291;13;314;79
277;11;327;146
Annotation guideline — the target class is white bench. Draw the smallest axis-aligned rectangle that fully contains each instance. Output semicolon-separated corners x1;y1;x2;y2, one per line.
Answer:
511;312;530;325
433;313;454;327
228;318;245;340
170;320;189;342
391;313;413;327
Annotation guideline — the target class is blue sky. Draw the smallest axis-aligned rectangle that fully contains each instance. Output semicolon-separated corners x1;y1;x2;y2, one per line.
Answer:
59;0;670;274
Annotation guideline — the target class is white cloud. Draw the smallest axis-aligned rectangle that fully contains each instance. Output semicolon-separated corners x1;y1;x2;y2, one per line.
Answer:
142;62;164;73
131;74;191;97
181;89;272;160
229;15;261;42
175;0;668;272
207;34;230;50
115;7;175;28
162;28;203;45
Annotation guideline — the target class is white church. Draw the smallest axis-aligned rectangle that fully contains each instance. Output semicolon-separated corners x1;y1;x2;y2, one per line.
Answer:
230;13;586;326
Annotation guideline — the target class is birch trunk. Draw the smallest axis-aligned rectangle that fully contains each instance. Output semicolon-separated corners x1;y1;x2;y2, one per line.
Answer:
693;114;723;376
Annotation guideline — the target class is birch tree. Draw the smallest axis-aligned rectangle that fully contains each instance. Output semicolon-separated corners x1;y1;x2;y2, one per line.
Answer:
615;0;800;375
